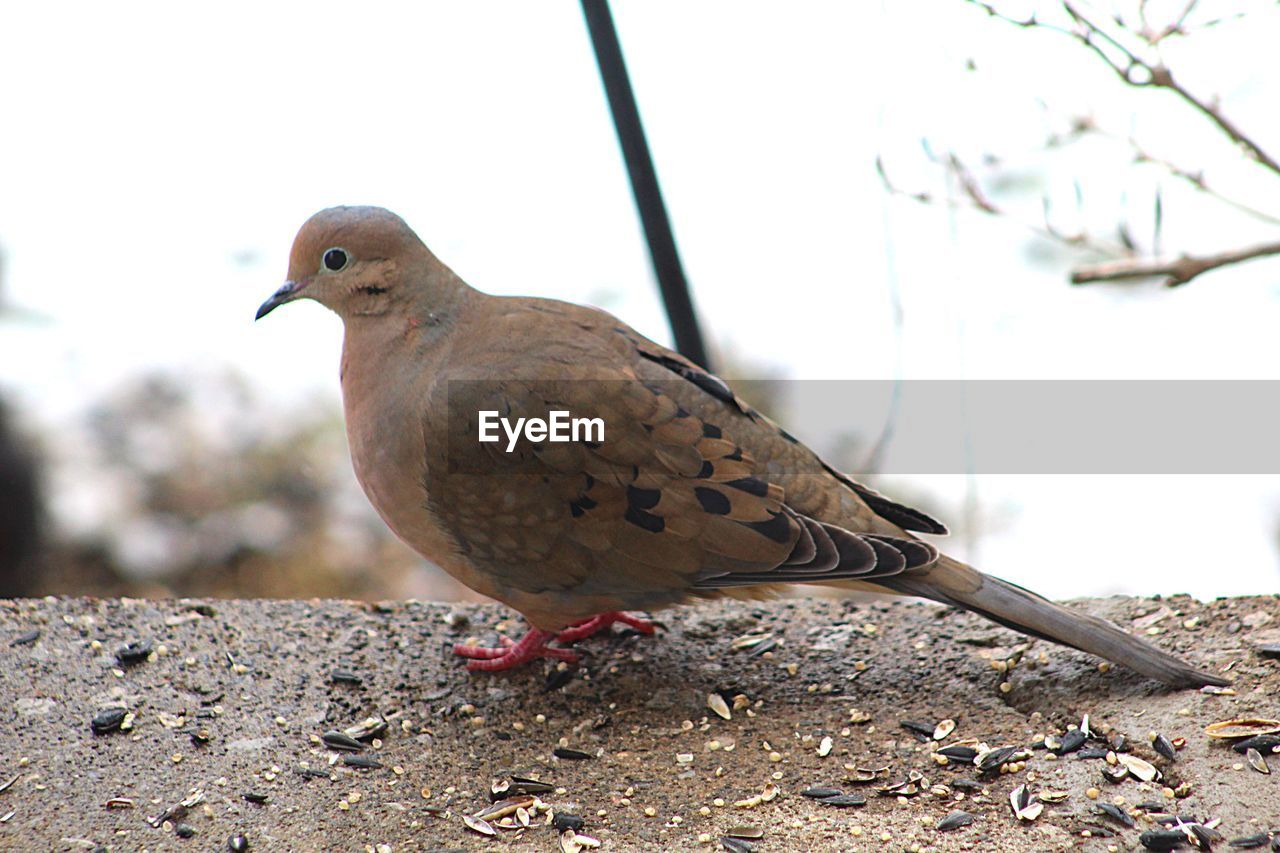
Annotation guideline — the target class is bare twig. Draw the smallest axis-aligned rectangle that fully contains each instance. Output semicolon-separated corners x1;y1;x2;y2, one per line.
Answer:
1071;240;1280;286
876;153;1125;257
965;0;1280;177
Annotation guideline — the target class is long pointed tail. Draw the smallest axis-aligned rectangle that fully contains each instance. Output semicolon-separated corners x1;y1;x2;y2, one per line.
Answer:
881;556;1228;688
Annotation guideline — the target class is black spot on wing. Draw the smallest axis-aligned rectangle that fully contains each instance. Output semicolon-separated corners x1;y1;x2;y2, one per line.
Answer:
696;460;714;479
624;505;665;533
725;477;769;497
702;423;722;439
745;510;792;544
694;487;731;515
626;485;660;510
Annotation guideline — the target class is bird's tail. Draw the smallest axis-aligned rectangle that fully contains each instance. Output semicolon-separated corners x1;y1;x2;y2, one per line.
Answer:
879;555;1228;688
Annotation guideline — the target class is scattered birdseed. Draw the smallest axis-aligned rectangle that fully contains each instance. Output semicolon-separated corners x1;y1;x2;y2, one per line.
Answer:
1201;685;1237;696
936;810;973;832
1245;748;1270;775
726;826;764;840
938;745;979;763
817;736;833;757
1256;644;1280;660
1231;735;1280;754
553;813;585;832
344;717;388;742
242;793;267;805
175;823;196;839
933;719;956;741
707;693;731;720
1086;788;1101;800
976;745;1020;774
1038;790;1069;803
719;838;755;853
900;721;934;742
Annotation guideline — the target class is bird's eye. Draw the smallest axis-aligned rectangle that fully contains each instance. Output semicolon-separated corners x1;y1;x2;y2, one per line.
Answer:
322;248;349;272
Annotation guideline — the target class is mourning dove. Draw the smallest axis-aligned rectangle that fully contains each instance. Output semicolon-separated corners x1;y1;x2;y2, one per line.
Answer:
256;206;1225;687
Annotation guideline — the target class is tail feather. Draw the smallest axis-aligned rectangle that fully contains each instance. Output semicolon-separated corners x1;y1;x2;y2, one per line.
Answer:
882;556;1228;689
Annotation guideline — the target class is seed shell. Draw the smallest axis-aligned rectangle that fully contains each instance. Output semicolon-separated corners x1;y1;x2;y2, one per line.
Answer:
115;639;153;666
818;793;866;807
320;731;363;752
1117;753;1161;782
1151;733;1177;761
1093;802;1136;828
1227;833;1272;848
1245;747;1270;774
707;693;732;720
936;810;973;831
342;755;383;769
463;815;496;837
1205;719;1280;739
1055;728;1087;755
726;826;764;839
1232;735;1280;754
801;787;843;799
933;719;956;740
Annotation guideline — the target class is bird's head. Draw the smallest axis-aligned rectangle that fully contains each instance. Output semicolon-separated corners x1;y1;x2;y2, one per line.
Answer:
255;206;432;321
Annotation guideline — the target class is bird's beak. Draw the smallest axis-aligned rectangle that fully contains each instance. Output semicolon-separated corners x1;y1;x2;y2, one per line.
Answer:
255;279;306;320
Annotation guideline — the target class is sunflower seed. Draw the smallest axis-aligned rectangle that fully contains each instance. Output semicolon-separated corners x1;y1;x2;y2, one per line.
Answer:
115;639;153;666
936;810;973;831
175;823;196;839
1257;644;1280;660
1246;748;1271;774
976;745;1019;773
553;747;593;761
1233;735;1280;754
1151;733;1177;761
707;693;731;720
242;792;267;805
343;755;383;769
1094;802;1135;828
801;787;843;799
552;812;584;832
0;775;18;795
329;669;362;685
11;629;40;646
900;720;935;742
1038;789;1070;803
1076;748;1111;760
91;708;127;735
726;826;764;840
1055;729;1087;755
476;796;535;820
1227;833;1272;848
933;719;956;740
818;793;866;807
937;745;979;762
320;731;363;752
1140;828;1189;850
719;838;755;853
817;736;833;757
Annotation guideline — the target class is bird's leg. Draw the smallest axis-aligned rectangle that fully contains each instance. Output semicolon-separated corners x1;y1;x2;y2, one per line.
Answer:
453;628;579;672
556;611;657;644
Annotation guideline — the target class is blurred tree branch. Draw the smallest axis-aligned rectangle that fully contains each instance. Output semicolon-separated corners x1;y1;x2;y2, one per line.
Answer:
889;0;1280;287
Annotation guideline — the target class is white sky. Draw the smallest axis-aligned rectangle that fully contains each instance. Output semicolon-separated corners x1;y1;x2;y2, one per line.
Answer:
1;1;1277;599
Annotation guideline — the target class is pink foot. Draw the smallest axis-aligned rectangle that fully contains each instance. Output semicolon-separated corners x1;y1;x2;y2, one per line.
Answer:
556;611;657;644
453;629;580;672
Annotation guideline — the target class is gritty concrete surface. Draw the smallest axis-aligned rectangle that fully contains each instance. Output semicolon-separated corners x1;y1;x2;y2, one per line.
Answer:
0;595;1278;852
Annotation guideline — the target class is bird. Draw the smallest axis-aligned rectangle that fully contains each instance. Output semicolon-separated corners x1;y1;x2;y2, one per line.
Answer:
256;205;1226;687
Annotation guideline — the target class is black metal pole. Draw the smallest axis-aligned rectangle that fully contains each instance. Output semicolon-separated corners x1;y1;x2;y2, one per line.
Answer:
580;0;712;371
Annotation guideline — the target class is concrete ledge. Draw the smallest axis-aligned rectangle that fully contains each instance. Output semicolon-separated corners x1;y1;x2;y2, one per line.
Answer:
1;595;1277;851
